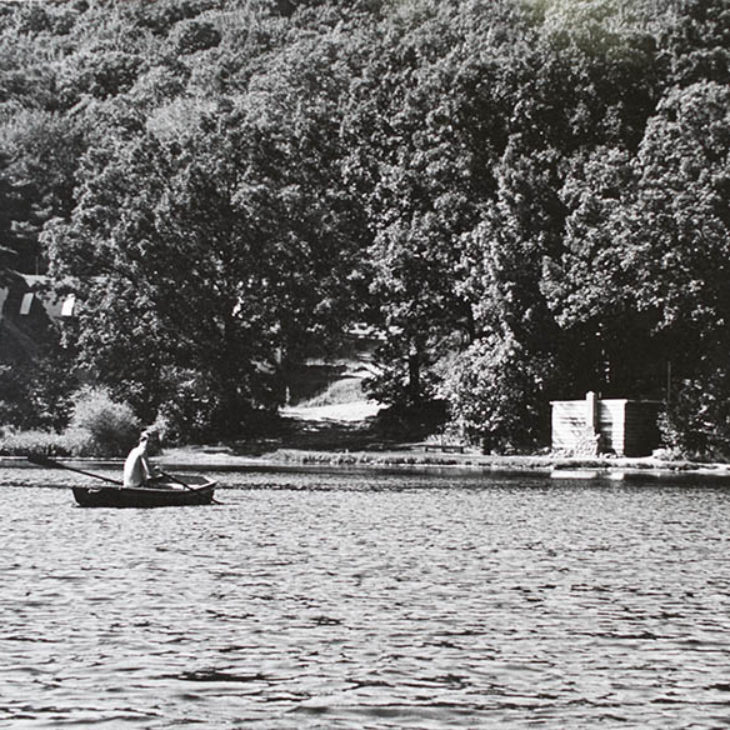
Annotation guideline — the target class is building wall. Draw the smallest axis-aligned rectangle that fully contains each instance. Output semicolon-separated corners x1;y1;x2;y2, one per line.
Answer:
551;400;590;452
598;400;626;454
623;401;661;457
552;394;661;457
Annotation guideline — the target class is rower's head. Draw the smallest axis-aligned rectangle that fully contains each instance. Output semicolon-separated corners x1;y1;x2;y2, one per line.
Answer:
139;428;160;452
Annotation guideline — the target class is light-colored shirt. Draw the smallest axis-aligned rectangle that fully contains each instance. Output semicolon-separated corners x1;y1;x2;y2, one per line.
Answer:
123;444;152;488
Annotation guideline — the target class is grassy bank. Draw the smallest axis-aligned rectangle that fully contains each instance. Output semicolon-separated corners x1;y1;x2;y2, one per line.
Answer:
7;397;730;479
152;442;730;480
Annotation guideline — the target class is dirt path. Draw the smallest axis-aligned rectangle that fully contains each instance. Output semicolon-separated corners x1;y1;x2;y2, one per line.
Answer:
280;400;381;423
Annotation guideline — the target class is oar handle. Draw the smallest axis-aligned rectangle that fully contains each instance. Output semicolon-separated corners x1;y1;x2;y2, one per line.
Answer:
27;454;123;486
158;470;193;491
159;470;223;505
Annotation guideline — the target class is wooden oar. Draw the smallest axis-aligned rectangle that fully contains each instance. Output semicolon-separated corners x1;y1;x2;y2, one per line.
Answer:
27;454;123;487
158;470;223;505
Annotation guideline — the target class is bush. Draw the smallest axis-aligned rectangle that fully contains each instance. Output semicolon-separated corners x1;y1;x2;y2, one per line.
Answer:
66;386;141;456
0;427;93;457
0;429;67;457
0;349;76;432
659;370;730;460
441;335;554;453
0;387;143;458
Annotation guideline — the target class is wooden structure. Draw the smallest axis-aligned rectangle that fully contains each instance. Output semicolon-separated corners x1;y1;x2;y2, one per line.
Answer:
551;392;661;457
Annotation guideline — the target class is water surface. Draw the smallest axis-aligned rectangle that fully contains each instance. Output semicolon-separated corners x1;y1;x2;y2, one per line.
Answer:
2;466;730;728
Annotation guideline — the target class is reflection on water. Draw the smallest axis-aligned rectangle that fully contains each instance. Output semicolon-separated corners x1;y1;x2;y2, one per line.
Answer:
2;466;730;728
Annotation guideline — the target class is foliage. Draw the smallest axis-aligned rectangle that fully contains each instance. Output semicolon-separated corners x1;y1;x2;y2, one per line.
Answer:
628;81;730;342
0;0;728;451
544;79;730;400
168;19;221;54
442;335;555;452
0;110;87;273
0;426;99;457
461;143;564;347
659;368;730;460
0;347;77;432
66;386;141;456
59;50;145;104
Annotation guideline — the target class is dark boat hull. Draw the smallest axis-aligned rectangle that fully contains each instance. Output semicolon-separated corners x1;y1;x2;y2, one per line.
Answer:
72;478;217;508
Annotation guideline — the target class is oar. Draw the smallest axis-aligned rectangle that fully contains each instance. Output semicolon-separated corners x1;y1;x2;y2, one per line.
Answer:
158;470;223;505
27;454;123;487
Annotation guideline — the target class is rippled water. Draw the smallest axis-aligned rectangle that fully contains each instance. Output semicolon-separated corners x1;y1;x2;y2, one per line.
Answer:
3;465;730;729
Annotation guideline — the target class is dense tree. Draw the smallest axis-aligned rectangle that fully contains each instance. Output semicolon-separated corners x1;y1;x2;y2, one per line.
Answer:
542;77;730;453
345;1;521;407
0;0;726;452
48;74;366;437
0;111;86;273
657;0;730;88
547;80;730;385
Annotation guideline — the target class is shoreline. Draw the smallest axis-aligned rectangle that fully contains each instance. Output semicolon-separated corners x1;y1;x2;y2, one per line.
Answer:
7;446;730;482
164;444;730;479
6;401;730;482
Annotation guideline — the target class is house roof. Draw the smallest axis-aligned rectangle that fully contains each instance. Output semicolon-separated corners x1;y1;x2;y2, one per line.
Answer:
0;273;76;320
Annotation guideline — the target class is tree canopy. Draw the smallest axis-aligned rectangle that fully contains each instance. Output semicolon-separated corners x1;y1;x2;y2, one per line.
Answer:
1;0;729;454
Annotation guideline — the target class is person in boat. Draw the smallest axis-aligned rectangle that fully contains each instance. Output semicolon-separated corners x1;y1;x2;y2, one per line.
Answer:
123;430;162;488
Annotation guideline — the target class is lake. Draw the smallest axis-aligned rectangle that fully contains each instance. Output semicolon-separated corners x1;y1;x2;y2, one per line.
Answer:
2;465;730;729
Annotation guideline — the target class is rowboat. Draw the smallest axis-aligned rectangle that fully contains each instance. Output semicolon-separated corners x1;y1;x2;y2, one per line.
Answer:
72;475;217;508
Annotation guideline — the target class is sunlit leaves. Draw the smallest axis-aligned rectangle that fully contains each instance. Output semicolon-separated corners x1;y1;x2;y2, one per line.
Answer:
1;0;728;449
442;333;556;451
545;79;730;402
631;81;730;334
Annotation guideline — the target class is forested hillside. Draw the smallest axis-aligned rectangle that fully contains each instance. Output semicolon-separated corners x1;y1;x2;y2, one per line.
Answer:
1;0;729;454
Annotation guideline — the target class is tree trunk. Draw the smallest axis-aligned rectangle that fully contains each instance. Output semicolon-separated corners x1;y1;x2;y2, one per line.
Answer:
407;341;421;406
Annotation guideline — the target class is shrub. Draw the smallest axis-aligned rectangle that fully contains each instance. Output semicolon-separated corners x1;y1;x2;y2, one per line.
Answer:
0;429;67;457
659;370;730;460
59;427;102;457
0;349;76;432
441;335;554;453
0;426;95;457
66;386;141;456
